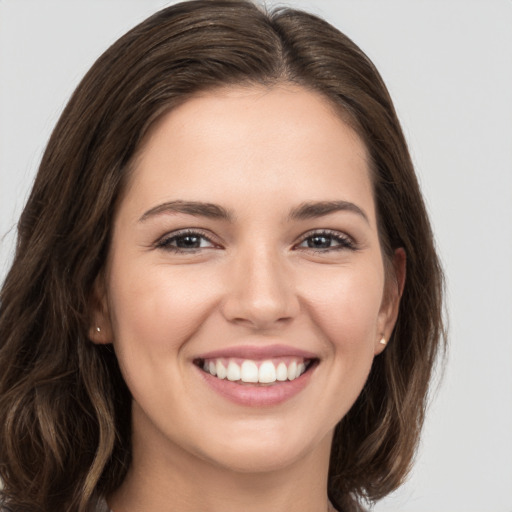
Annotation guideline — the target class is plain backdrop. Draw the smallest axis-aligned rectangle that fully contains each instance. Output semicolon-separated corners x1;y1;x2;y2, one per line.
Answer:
1;1;511;511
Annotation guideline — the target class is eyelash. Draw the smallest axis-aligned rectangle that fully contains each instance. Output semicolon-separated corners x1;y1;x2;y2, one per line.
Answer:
296;230;357;253
155;229;216;253
155;229;357;254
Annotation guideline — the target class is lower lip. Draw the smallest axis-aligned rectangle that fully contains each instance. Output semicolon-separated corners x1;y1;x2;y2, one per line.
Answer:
196;364;316;407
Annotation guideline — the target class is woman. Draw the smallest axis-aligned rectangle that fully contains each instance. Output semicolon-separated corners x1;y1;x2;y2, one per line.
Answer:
0;1;444;511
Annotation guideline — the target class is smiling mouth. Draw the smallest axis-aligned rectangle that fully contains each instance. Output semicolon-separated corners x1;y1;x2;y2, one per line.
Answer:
194;357;317;385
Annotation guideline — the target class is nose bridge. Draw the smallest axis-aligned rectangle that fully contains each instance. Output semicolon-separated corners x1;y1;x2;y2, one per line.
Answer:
222;238;299;328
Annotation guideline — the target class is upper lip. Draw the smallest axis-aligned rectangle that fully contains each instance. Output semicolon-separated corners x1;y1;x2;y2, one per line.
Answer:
195;344;318;361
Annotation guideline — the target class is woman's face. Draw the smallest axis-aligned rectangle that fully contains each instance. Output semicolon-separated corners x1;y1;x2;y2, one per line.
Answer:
92;85;402;474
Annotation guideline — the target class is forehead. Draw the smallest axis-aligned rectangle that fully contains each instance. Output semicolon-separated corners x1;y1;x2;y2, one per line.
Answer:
122;84;375;223
139;84;368;161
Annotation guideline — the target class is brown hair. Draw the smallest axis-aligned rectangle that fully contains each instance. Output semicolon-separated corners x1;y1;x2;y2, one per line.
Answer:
0;1;444;510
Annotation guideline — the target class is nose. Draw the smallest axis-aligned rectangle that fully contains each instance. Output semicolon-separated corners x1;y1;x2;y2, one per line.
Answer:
221;245;300;330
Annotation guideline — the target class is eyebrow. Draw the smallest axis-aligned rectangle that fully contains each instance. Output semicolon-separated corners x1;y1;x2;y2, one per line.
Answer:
139;199;368;224
288;200;369;224
139;200;234;222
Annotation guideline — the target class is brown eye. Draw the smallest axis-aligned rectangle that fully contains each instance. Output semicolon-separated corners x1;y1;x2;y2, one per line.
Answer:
307;235;333;249
156;230;217;253
174;234;203;248
297;231;356;252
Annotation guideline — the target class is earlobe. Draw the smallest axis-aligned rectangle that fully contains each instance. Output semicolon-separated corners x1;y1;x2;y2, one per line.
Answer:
88;275;113;345
88;323;112;345
375;247;406;355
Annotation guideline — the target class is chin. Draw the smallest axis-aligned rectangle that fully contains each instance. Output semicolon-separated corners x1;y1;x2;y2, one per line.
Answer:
191;418;332;474
203;442;312;474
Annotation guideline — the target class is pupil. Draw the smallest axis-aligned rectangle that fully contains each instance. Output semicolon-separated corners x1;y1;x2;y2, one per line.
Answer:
309;235;330;248
177;235;200;248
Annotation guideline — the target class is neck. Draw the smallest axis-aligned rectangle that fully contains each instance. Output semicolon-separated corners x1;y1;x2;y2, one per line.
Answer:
108;410;334;512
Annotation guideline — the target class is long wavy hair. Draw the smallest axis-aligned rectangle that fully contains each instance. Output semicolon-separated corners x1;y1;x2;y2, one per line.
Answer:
0;1;445;510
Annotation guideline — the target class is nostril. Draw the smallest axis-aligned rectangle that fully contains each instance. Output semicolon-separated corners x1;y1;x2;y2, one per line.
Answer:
220;265;300;328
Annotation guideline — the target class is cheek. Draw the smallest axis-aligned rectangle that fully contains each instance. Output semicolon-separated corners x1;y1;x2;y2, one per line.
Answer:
107;258;219;356
301;260;385;353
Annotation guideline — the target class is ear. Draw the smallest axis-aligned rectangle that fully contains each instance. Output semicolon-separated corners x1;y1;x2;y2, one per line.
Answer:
88;273;113;345
374;247;406;355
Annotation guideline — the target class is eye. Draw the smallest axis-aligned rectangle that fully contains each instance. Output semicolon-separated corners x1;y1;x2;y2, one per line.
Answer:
296;230;356;252
155;229;217;253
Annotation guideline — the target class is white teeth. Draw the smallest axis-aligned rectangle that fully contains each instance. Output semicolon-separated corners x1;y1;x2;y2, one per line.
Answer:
202;357;312;384
276;362;288;381
227;360;241;381
287;361;298;381
258;360;277;383
240;360;259;383
216;360;227;379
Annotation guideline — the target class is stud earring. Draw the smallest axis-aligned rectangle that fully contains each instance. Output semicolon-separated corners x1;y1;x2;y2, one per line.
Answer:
379;336;387;345
96;327;101;333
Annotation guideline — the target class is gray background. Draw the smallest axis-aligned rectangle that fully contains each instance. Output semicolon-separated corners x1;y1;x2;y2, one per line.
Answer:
1;1;511;510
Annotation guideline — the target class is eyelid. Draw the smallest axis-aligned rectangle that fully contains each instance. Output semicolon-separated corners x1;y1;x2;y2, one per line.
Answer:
293;229;357;251
154;228;221;251
153;228;357;253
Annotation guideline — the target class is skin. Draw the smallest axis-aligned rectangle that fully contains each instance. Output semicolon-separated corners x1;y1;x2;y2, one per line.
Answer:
90;84;405;512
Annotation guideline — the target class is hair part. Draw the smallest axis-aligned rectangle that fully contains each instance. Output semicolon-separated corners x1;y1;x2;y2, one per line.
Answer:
0;1;445;511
